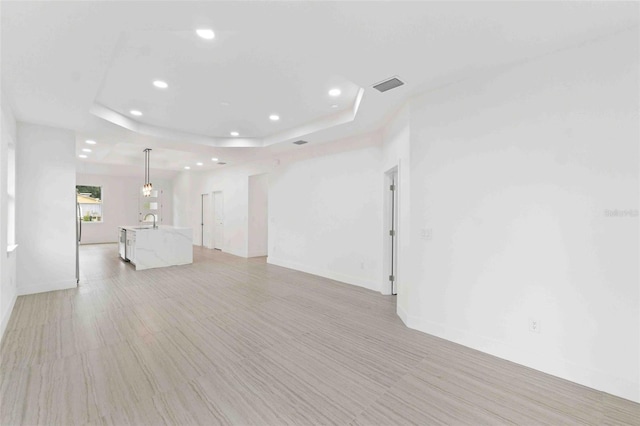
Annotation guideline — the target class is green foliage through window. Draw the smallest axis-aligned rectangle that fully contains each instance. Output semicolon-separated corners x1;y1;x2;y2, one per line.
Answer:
76;185;101;199
77;185;103;222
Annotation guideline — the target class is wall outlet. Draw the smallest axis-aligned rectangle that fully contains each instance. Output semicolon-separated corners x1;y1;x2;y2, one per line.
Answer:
420;228;433;241
529;318;541;333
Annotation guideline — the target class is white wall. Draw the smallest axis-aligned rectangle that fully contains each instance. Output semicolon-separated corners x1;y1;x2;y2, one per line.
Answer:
174;160;268;257
402;29;639;402
172;133;383;289
268;146;383;291
248;173;268;257
16;122;77;295
0;93;18;341
76;173;174;244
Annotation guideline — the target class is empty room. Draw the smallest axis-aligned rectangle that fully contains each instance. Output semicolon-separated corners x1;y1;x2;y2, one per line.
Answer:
0;1;638;425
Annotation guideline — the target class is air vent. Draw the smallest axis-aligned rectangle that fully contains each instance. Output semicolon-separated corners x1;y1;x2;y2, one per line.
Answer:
217;162;227;165
373;77;405;93
293;140;308;145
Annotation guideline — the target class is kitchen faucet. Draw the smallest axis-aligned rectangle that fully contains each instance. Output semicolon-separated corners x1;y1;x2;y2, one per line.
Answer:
143;213;157;229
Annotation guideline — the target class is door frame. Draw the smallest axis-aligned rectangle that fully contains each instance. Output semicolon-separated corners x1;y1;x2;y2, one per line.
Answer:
383;166;399;296
200;193;210;247
212;190;224;250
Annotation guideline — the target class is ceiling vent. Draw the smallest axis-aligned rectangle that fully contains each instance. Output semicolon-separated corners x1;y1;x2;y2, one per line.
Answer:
217;162;227;165
373;76;405;93
293;140;308;145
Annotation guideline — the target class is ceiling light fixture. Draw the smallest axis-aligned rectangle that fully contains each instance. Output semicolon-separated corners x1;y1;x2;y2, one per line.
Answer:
211;157;219;162
82;148;92;152
331;104;338;108
184;166;191;170
153;80;168;89
130;110;142;116
143;148;153;197
196;29;215;40
85;140;96;145
230;131;239;137
78;154;87;159
329;88;341;97
269;114;280;121
196;162;203;166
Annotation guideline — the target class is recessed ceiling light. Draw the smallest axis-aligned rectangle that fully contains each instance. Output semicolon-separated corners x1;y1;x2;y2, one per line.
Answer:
269;114;280;121
85;140;96;145
196;29;215;40
329;88;341;97
220;102;230;107
153;80;168;89
331;104;338;108
196;162;203;166
130;110;142;116
184;166;191;170
82;148;92;153
211;157;219;162
78;154;87;159
230;131;239;137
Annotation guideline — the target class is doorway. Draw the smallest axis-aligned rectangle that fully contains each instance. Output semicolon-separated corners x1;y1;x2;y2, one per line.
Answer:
384;167;399;295
248;173;268;257
212;191;224;250
201;193;210;247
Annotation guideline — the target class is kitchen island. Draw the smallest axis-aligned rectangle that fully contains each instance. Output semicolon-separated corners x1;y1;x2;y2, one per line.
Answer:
118;225;193;270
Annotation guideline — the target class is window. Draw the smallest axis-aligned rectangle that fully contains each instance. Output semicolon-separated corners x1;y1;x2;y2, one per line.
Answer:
76;185;103;222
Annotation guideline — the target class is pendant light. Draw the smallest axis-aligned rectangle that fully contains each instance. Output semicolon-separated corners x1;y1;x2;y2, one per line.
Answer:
143;148;153;197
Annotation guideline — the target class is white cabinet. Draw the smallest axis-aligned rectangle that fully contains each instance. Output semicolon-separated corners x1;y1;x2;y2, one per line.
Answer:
126;230;136;264
117;225;193;270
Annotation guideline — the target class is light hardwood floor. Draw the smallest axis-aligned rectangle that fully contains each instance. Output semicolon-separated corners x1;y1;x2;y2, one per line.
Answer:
1;244;638;425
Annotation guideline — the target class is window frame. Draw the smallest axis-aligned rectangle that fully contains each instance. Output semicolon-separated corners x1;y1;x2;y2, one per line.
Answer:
76;185;104;223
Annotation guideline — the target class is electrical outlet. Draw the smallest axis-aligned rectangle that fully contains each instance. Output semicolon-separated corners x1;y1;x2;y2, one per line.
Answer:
360;262;365;270
420;228;433;241
529;318;540;333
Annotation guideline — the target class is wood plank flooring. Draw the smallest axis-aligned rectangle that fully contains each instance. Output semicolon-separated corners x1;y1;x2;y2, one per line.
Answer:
1;244;638;425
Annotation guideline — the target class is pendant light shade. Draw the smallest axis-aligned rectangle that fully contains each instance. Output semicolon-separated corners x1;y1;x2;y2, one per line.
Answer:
143;148;153;197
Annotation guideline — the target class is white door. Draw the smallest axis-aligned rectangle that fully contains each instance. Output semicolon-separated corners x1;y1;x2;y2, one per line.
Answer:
212;191;224;250
390;172;398;295
201;193;210;247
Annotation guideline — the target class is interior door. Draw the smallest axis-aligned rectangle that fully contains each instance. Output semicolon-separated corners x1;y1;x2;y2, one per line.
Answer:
201;193;210;247
212;191;224;250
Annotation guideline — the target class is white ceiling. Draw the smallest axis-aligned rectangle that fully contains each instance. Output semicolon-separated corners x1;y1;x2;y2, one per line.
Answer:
2;1;637;175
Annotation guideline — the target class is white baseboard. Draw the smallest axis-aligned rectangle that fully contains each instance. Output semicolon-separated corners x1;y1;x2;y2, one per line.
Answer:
406;314;639;404
0;292;17;344
223;247;248;258
18;279;77;296
267;256;379;292
396;303;409;326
